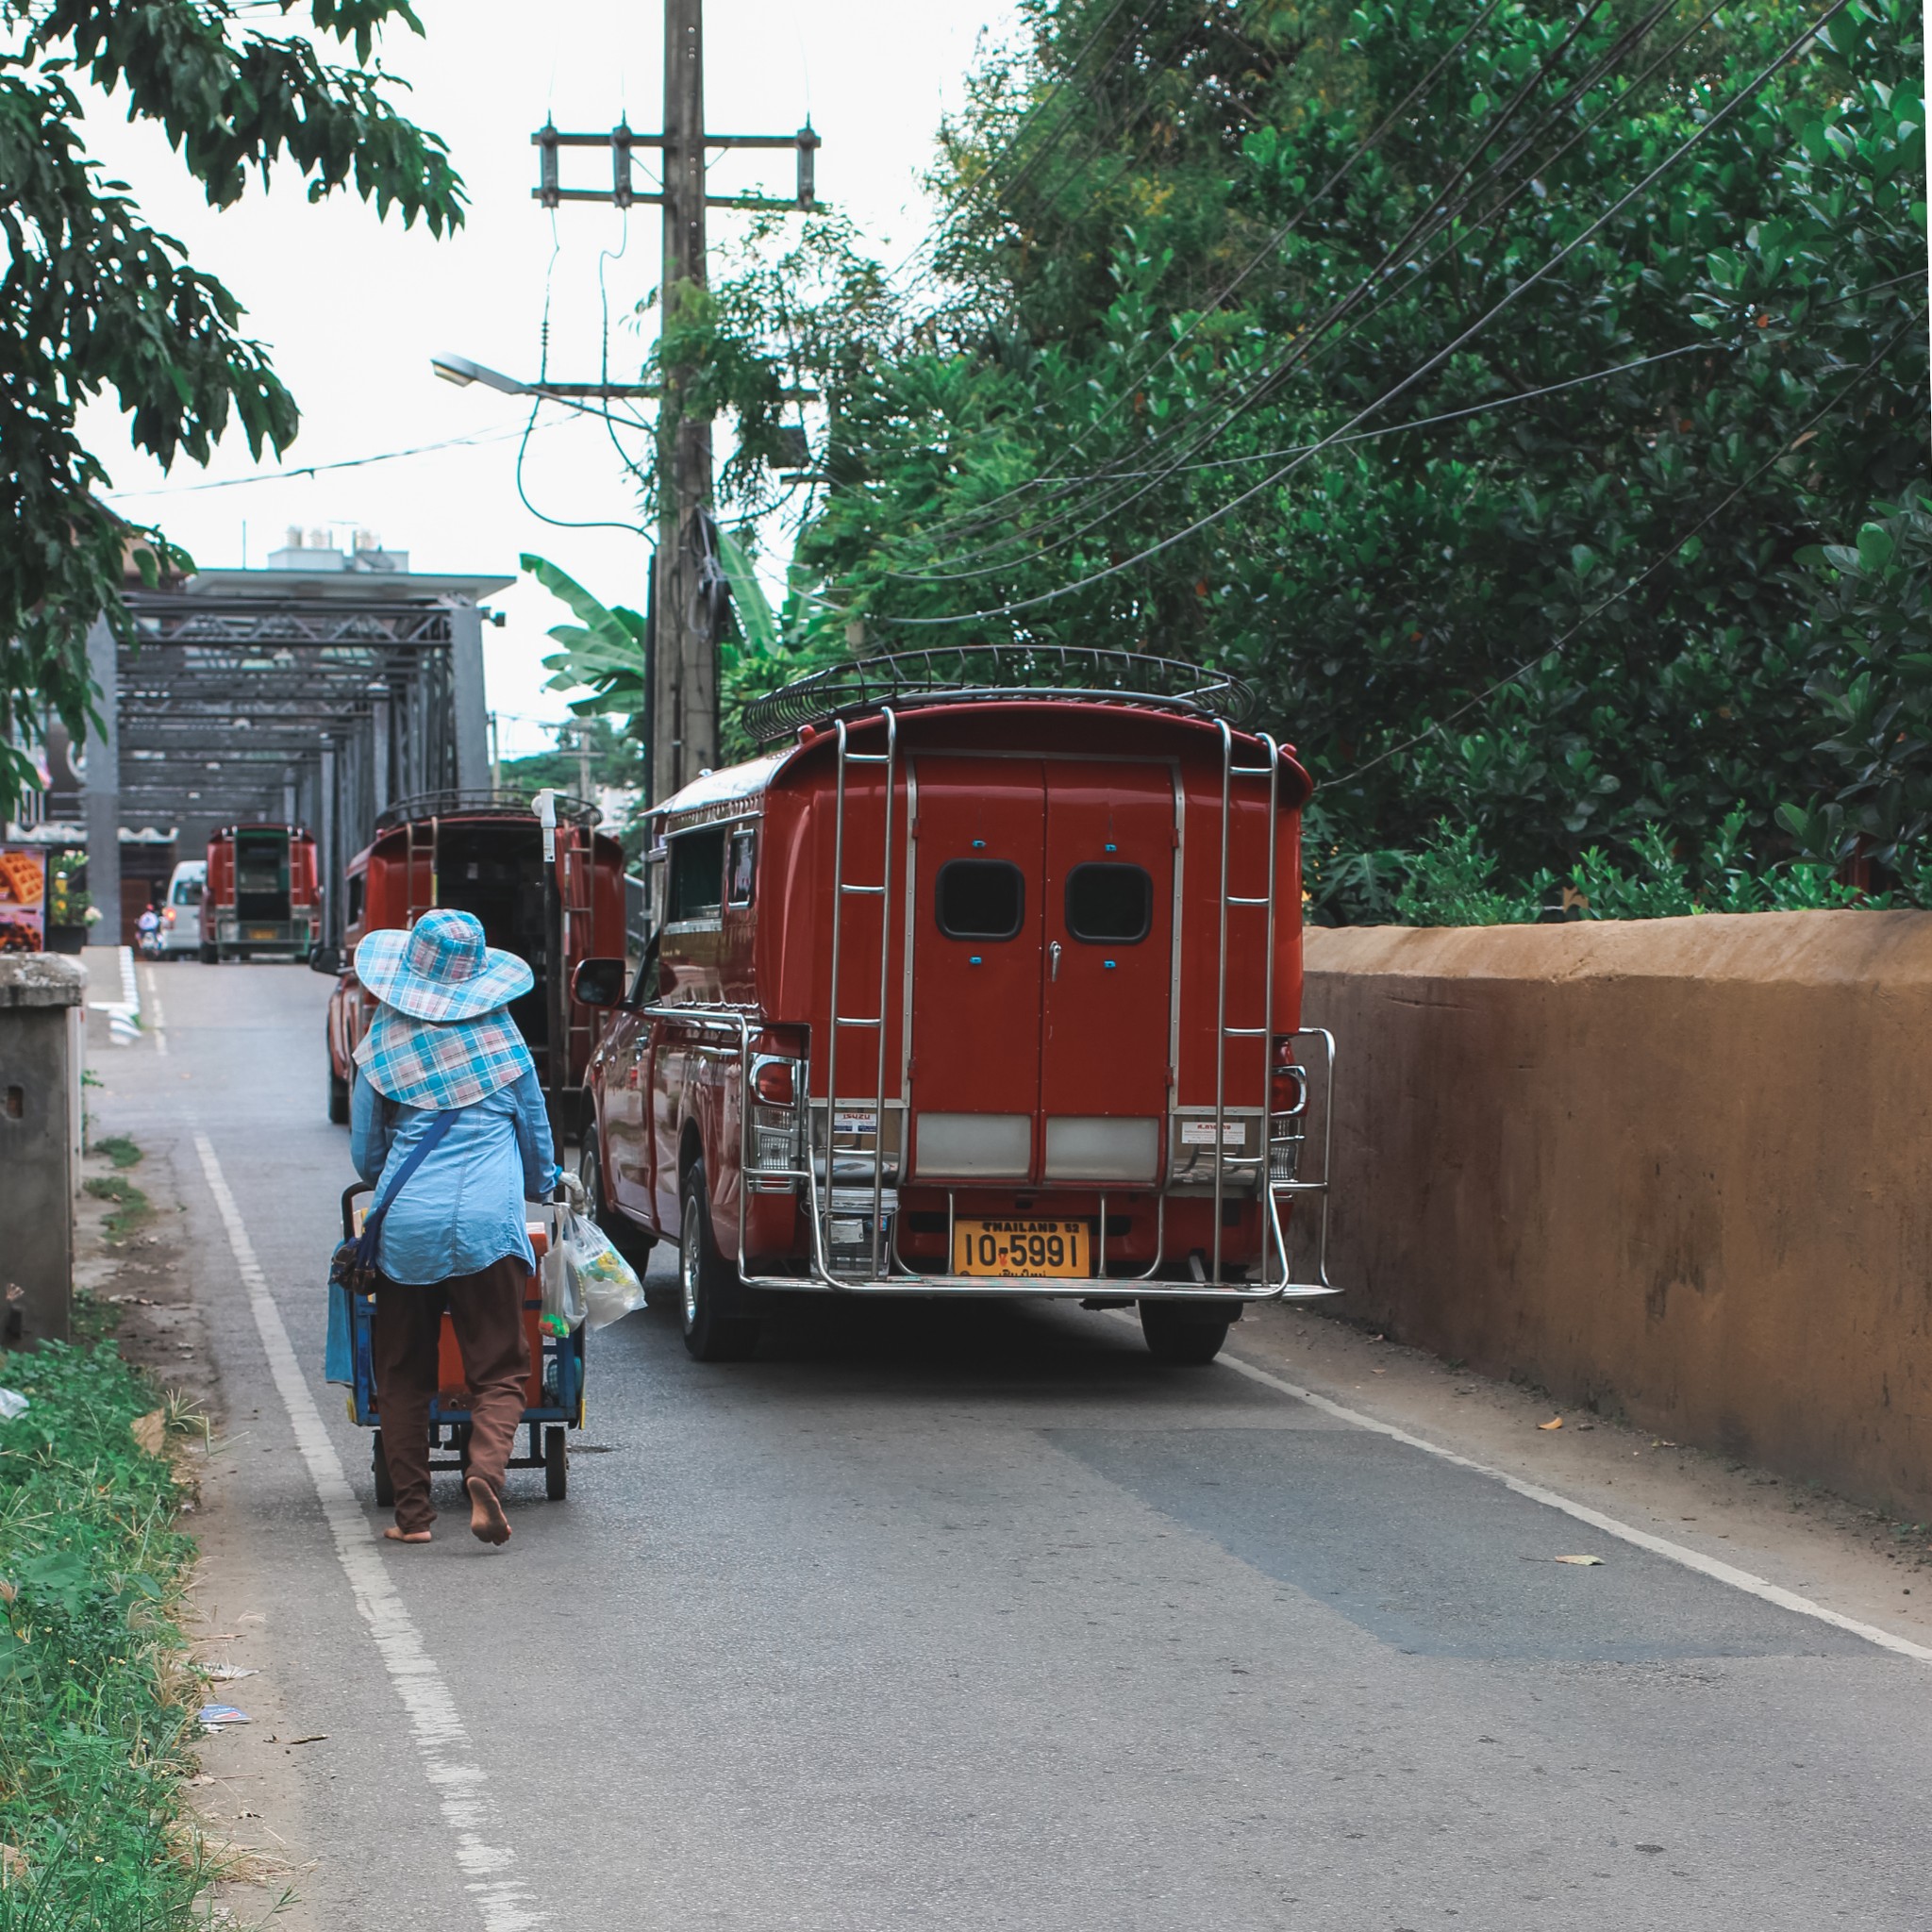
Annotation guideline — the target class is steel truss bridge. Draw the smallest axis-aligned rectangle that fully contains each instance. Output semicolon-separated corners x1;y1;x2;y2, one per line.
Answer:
90;568;507;943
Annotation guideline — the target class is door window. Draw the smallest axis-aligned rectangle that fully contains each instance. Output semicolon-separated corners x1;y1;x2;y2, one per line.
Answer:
727;826;757;908
1064;862;1153;944
935;858;1024;941
666;826;725;924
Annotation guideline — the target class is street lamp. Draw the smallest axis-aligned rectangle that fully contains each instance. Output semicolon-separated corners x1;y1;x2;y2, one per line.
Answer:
430;353;661;403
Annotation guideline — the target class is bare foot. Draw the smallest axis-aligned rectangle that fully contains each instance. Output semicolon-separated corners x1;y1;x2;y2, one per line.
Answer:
383;1525;432;1543
466;1475;511;1546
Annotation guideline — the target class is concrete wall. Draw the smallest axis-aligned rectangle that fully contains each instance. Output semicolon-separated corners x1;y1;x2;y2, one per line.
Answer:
1299;912;1932;1518
0;954;86;1348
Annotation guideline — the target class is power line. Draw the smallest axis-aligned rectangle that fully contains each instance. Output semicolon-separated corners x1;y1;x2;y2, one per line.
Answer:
893;0;1693;581
1330;313;1923;789
99;413;576;501
884;0;1853;628
884;0;1702;578
515;399;648;539
1010;267;1917;493
1026;339;1727;482
898;0;1519;549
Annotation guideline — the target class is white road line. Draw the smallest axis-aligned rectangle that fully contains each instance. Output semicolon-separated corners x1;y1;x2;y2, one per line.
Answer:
193;1133;551;1931
1206;1336;1932;1666
141;966;168;1057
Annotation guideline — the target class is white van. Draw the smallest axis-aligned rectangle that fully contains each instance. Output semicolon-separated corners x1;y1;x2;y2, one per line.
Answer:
162;859;206;958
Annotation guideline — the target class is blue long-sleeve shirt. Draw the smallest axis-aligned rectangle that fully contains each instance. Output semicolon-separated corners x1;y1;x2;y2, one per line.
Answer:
349;1065;558;1286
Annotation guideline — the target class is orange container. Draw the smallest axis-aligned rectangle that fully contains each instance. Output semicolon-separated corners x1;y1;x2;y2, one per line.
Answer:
433;1223;549;1410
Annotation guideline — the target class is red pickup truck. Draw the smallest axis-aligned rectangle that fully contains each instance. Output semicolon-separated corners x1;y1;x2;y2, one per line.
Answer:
323;791;625;1138
570;653;1338;1366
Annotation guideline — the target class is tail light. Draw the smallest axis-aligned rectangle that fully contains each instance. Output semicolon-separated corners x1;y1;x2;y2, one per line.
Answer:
1274;1042;1306;1120
749;1056;802;1184
1270;1039;1307;1118
1271;1064;1307;1116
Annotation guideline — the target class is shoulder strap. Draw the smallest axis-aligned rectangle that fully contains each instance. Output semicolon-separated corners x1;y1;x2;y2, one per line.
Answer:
356;1108;459;1263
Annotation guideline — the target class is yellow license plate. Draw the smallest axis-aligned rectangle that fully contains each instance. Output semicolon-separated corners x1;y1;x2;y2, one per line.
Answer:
246;925;278;941
953;1218;1089;1278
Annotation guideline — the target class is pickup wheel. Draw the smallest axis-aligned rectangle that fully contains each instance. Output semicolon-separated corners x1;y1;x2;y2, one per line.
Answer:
577;1124;667;1307
1139;1299;1234;1366
678;1162;759;1362
198;941;218;965
327;1057;350;1125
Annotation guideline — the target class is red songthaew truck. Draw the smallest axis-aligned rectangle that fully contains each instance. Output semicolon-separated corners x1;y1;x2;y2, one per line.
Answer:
323;791;627;1135
572;652;1338;1366
202;824;321;963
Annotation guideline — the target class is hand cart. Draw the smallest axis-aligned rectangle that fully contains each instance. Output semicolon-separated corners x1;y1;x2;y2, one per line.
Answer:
339;1186;586;1503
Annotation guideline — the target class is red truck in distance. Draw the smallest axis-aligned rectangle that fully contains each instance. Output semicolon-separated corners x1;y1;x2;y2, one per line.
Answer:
322;791;626;1138
571;651;1338;1367
202;824;320;963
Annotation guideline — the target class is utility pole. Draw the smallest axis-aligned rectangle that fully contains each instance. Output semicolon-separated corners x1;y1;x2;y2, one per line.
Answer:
532;10;820;810
659;0;714;811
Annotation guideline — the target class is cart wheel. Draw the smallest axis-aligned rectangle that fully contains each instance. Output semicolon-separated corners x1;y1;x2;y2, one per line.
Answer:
543;1425;568;1500
372;1430;396;1508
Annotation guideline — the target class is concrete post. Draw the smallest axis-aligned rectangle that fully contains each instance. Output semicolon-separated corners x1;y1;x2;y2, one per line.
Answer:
451;605;490;794
318;736;338;947
0;955;86;1348
370;683;391;818
82;616;120;941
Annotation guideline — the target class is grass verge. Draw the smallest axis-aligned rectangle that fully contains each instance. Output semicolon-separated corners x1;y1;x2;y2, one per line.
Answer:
0;1337;210;1929
81;1178;151;1246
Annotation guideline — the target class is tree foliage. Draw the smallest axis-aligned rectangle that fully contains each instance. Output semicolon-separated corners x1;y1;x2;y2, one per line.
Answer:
669;0;1927;916
1;0;463;815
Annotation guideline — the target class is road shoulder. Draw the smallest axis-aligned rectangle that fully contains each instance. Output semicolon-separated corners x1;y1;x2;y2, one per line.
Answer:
1236;1299;1932;1653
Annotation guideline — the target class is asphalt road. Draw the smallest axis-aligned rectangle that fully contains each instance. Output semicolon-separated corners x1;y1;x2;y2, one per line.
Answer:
102;958;1932;1931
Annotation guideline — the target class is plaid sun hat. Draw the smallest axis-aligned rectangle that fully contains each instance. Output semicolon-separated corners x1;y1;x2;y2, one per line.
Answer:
353;908;533;1022
353;1004;538;1109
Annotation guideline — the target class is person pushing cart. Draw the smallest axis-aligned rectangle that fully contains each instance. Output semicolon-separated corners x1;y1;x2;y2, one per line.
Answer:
346;908;559;1547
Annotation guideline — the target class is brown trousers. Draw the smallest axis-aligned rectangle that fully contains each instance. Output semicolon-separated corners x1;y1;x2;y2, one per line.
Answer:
372;1256;531;1533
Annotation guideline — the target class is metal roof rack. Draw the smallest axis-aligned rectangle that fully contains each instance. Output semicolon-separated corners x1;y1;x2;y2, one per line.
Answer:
374;789;601;833
741;646;1253;744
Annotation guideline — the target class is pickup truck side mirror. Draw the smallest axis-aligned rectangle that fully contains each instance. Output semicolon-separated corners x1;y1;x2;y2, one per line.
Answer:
308;944;343;975
571;956;628;1008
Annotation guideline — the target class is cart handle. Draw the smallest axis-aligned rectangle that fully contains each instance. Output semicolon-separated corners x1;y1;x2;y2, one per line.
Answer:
341;1182;372;1241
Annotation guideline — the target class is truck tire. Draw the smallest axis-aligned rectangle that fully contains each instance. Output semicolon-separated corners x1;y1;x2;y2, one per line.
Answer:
327;1059;350;1125
1139;1299;1234;1366
678;1161;759;1362
199;941;218;965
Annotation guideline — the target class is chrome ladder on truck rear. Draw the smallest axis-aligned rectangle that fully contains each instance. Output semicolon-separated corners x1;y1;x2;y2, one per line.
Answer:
554;802;599;1098
1209;724;1338;1299
403;815;439;926
816;708;900;1283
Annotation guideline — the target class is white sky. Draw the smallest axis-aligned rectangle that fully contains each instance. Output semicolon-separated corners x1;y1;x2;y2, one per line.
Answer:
77;0;1020;757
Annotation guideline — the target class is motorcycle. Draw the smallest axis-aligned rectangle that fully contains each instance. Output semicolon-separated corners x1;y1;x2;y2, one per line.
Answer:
135;910;164;960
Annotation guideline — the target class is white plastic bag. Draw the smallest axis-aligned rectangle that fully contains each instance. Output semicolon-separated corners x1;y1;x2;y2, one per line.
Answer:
569;1219;649;1331
541;1204;588;1334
